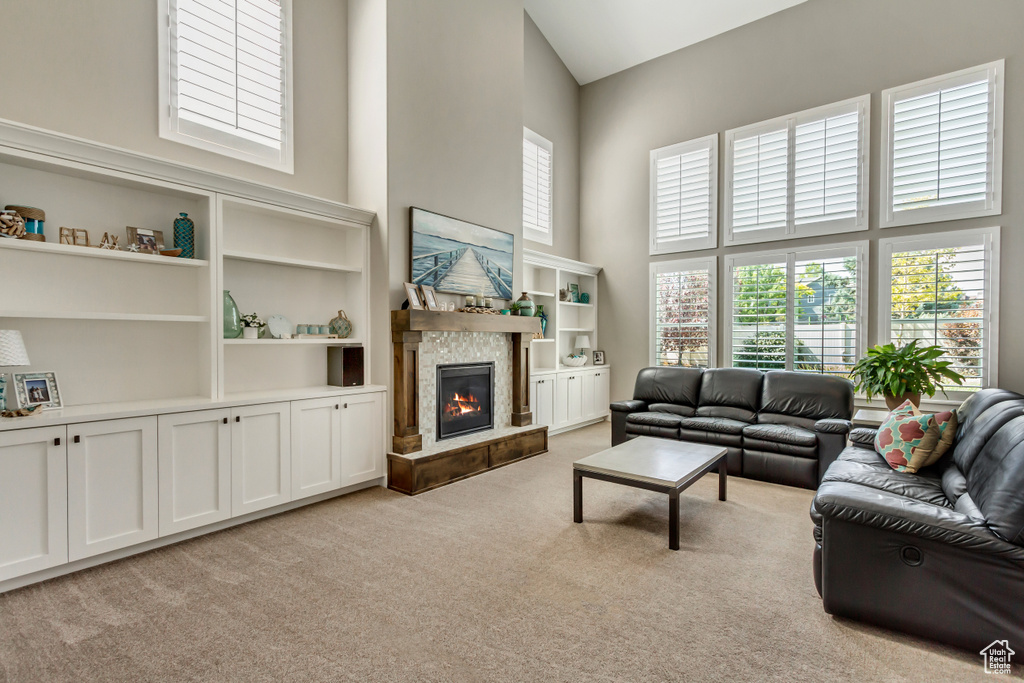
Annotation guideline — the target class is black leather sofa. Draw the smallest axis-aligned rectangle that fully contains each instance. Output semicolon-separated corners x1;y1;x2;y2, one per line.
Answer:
610;367;854;489
811;388;1024;651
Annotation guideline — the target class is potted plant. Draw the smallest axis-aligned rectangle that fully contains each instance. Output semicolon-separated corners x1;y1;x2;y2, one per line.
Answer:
240;313;265;340
849;340;964;410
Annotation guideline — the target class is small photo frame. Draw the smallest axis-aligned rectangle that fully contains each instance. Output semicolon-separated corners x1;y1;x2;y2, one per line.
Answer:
404;282;424;310
14;372;62;410
569;283;581;303
419;284;443;311
126;227;165;253
593;350;605;365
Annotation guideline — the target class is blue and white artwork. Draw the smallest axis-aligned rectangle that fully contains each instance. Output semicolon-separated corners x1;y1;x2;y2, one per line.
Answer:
411;207;514;300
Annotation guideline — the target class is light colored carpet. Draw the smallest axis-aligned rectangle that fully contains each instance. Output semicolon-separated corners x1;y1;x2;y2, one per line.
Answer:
0;422;996;682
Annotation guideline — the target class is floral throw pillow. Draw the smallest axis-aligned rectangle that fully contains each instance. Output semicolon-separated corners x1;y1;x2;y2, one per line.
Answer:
874;400;958;473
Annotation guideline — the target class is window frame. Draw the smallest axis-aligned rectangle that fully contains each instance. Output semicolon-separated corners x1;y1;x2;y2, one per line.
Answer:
158;0;295;173
880;60;1004;229
523;127;554;246
723;95;870;246
723;242;867;374
649;256;717;368
877;226;1000;399
649;134;718;255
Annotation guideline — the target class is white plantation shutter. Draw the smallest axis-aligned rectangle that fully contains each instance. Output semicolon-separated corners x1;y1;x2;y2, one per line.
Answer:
727;245;864;375
725;96;868;245
650;258;716;368
650;135;718;253
883;61;1003;227
731;127;788;235
162;0;292;171
881;228;1000;394
523;128;553;245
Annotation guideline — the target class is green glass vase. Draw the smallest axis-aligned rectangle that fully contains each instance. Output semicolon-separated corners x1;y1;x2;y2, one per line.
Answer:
223;290;242;339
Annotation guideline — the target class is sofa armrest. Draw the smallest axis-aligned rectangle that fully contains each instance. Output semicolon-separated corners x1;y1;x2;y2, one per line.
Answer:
610;400;646;413
814;418;851;434
812;481;1024;564
849;427;877;447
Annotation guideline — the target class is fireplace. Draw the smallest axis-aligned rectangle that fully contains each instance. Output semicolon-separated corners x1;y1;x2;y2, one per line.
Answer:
436;362;494;440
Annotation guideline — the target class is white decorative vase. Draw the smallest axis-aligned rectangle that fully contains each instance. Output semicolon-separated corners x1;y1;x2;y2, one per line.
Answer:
243;327;258;339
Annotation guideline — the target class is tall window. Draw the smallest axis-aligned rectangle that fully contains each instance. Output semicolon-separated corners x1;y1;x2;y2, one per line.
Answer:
726;245;864;377
650;258;716;368
882;61;1003;228
724;95;869;245
523;128;553;245
160;0;293;172
649;134;718;254
879;228;1000;394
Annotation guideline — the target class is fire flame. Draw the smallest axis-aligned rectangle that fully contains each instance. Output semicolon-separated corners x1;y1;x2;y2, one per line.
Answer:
444;392;482;418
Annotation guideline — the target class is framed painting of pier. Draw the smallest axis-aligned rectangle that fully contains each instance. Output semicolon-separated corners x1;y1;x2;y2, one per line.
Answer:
410;207;514;300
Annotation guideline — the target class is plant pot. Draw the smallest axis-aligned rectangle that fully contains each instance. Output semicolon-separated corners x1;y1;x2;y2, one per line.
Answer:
884;392;921;410
242;327;258;339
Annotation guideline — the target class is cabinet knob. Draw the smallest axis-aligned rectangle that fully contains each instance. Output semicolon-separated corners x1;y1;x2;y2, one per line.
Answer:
344;403;348;409
235;416;241;423
222;417;228;424
335;404;340;410
73;435;80;444
54;437;61;446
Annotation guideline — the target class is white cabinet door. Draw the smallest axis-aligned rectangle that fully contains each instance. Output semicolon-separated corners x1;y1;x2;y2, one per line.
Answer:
158;409;231;536
340;392;384;487
566;374;584;423
582;370;598;419
0;426;67;581
593;368;611;419
68;417;158;561
291;397;343;500
231;403;291;516
554;374;570;427
532;375;555;427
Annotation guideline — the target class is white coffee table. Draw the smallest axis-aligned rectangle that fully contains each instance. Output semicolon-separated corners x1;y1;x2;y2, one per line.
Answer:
573;437;728;550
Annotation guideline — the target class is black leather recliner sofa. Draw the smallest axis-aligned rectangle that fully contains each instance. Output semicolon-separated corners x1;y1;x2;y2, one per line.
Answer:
610;367;854;489
811;388;1024;651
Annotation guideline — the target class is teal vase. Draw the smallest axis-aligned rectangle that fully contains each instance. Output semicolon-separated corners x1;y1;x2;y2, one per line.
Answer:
0;374;6;412
174;212;195;259
536;304;547;337
515;292;535;317
223;290;242;339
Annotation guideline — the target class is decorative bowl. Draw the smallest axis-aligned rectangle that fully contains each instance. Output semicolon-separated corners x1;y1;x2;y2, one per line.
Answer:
563;355;587;367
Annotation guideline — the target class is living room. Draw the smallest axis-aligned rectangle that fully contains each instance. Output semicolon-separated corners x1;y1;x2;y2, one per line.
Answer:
0;0;1021;679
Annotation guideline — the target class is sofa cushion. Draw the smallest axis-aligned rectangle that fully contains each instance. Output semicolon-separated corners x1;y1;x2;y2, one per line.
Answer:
742;423;817;458
964;415;1024;544
648;402;697;417
631;367;702;411
875;401;958;474
824;446;950;508
743;450;818;489
758;371;854;426
677;416;748;435
696;368;763;422
624;412;683;440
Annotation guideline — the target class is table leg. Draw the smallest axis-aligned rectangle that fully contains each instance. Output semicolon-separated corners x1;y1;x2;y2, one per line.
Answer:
573;469;583;523
669;489;679;550
718;459;727;501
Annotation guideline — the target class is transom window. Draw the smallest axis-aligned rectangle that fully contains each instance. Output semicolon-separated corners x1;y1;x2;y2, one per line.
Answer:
649;135;718;254
523;128;553;245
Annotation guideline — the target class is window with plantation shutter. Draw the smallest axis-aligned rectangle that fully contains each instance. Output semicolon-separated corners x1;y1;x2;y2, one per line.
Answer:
650;258;716;368
649;135;718;254
523;128;553;245
160;0;293;172
879;228;1000;395
726;244;864;377
882;61;1003;228
724;95;868;246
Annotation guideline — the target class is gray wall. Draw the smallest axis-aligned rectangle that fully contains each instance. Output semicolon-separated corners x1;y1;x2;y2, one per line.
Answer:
524;12;581;260
579;0;1024;401
0;0;348;202
386;0;525;307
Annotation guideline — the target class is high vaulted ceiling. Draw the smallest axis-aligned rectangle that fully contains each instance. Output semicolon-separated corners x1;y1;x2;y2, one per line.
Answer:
524;0;809;85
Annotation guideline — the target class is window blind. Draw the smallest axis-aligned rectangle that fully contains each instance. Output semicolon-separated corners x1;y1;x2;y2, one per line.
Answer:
651;136;716;252
892;79;990;214
731;128;788;234
172;0;285;155
888;242;988;392
653;263;712;368
730;260;789;370
795;110;859;225
523;132;552;243
793;254;859;377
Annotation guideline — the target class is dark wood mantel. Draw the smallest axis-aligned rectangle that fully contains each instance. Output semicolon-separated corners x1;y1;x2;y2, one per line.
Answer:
391;310;541;455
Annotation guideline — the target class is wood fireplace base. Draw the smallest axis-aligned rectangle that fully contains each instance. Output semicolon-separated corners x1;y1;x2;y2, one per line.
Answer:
387;425;548;495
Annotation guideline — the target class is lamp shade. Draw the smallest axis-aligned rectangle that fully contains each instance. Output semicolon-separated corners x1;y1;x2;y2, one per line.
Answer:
574;335;591;350
0;330;30;366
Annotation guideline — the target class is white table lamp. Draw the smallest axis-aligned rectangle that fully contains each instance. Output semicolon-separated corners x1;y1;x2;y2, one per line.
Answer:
574;334;591;358
0;330;30;412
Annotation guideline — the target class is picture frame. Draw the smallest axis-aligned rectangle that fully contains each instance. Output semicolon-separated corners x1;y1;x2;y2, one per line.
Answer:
419;284;443;311
13;372;62;410
404;282;424;310
126;227;165;253
569;283;581;303
593;350;605;365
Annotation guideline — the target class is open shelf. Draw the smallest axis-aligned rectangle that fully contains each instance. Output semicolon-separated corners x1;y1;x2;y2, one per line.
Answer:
223;250;361;273
223;337;364;346
559;301;593;308
560;327;594;333
526;290;555;298
0;310;208;323
0;236;208;267
530;338;555;343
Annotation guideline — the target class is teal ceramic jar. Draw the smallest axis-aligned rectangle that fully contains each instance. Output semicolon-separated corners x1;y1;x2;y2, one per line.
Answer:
515;292;535;317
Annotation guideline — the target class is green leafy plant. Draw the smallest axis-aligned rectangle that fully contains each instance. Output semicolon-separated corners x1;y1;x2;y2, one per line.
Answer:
509;301;523;315
849;340;964;401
